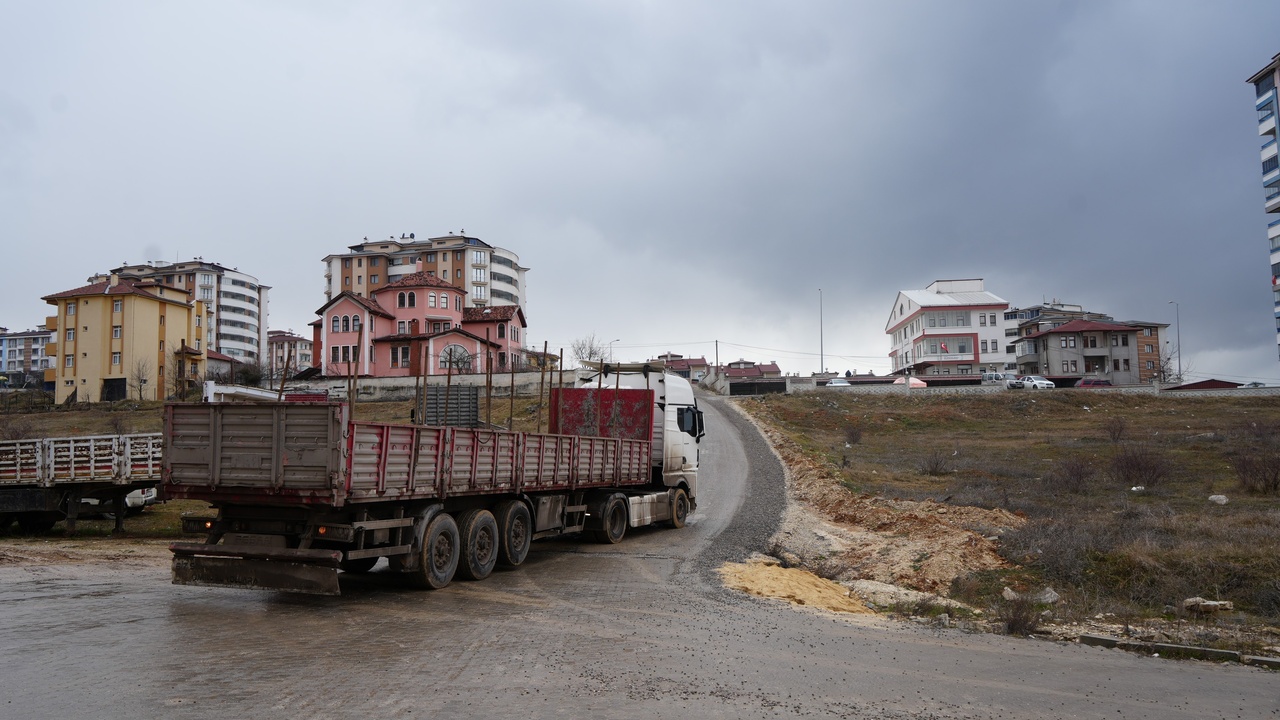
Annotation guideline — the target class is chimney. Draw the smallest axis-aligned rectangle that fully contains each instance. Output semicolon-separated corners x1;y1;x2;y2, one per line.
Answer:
109;273;120;288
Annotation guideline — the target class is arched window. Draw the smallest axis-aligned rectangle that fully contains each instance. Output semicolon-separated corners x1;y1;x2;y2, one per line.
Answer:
408;292;416;307
331;315;339;333
428;293;436;308
342;316;350;333
439;344;471;372
352;315;361;333
397;292;406;308
497;324;505;339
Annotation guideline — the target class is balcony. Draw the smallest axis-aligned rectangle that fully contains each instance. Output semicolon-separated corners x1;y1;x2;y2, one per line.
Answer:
1259;88;1276;110
1267;191;1280;214
1261;113;1277;137
1264;139;1278;162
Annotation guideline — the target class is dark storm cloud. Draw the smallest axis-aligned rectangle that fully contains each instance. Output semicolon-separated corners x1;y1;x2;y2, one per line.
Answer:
3;1;1279;379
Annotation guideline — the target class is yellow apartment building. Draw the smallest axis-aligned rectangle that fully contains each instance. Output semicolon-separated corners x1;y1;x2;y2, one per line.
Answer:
42;274;207;403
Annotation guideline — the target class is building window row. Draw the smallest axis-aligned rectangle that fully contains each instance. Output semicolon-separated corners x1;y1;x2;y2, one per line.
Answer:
219;290;259;305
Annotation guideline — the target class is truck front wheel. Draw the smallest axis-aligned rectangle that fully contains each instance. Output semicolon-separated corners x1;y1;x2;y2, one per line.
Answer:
669;489;690;529
415;513;459;589
495;501;531;568
456;509;499;581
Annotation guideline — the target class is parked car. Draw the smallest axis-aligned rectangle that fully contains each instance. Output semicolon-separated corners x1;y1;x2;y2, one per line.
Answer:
1004;374;1025;389
825;378;851;387
1075;378;1112;388
1021;375;1055;390
80;487;158;518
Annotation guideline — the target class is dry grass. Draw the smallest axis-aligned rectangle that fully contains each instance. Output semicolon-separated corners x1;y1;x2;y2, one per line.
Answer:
744;391;1280;623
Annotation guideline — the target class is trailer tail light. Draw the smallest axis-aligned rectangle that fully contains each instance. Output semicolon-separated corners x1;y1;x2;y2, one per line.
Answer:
315;525;355;542
181;516;218;534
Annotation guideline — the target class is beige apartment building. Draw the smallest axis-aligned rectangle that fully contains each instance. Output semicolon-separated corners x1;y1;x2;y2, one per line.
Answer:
43;275;207;403
323;232;527;311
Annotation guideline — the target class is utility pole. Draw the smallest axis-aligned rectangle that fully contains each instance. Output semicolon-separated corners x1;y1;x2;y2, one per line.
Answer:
819;288;824;375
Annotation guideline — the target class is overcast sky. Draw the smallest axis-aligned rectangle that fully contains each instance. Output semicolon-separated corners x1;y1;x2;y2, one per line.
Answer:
4;2;1280;381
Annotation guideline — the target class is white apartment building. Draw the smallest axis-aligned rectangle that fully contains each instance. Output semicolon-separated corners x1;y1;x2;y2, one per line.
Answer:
322;232;528;311
885;279;1013;377
105;260;269;362
1248;53;1280;359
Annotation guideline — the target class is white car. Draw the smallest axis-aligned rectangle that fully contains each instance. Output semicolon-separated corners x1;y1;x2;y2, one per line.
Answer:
1020;375;1055;390
81;487;158;518
825;378;851;387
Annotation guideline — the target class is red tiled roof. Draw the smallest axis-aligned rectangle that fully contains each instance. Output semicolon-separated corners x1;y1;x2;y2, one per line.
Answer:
1027;319;1138;338
315;291;394;318
42;278;191;305
462;305;526;326
206;350;237;362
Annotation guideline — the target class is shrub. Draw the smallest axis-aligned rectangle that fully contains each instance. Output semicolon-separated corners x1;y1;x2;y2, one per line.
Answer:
1053;455;1096;494
994;596;1040;636
1232;451;1280;495
1109;444;1171;489
1104;416;1128;443
843;424;863;446
920;448;954;476
0;416;34;440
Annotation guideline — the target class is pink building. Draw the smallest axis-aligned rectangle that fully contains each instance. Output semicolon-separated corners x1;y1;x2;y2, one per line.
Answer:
312;271;527;377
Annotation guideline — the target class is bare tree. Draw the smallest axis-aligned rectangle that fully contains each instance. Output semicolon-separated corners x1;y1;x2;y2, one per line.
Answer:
571;333;607;366
129;358;153;401
1156;344;1192;385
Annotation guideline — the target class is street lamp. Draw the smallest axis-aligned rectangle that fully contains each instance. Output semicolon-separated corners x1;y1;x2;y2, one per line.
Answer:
1168;301;1181;381
608;339;621;364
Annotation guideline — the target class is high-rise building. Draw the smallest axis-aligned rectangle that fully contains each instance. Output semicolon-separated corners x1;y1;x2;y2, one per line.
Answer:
103;259;269;362
0;326;54;387
322;233;527;311
266;329;313;381
42;275;207;403
1249;53;1280;358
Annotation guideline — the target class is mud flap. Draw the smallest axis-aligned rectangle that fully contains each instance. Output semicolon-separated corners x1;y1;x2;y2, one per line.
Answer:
171;543;343;596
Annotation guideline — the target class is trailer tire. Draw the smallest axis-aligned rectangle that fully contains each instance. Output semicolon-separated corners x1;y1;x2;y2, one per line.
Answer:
495;501;531;568
669;488;690;529
597;494;628;544
456;509;499;581
414;513;459;589
17;513;56;535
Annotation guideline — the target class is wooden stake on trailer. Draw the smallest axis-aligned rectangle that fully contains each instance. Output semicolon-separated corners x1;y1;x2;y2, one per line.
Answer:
275;352;292;401
485;328;493;427
536;341;548;434
443;353;452;428
508;346;516;431
413;342;423;424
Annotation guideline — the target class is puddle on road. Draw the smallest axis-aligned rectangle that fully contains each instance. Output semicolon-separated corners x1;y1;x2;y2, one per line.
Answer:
718;557;872;615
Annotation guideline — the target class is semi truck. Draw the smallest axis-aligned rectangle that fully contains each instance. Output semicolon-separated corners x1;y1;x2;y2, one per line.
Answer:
166;363;704;595
0;432;163;534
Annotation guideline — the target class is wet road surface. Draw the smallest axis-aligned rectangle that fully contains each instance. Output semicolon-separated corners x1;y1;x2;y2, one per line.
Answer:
0;397;1275;719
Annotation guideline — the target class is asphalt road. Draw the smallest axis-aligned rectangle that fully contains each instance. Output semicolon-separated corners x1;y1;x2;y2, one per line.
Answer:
0;396;1275;719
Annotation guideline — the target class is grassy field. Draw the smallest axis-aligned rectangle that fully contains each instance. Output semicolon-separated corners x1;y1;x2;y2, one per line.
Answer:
740;389;1280;625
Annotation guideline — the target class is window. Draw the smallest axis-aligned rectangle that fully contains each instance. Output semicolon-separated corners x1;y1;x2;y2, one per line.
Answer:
956;313;966;326
398;321;407;334
929;342;938;354
433;322;442;333
979;315;987;327
332;315;340;333
332;346;340;363
428;293;436;308
66;303;76;316
344;277;350;286
980;340;988;353
473;286;486;300
455;251;463;261
64;355;74;368
498;352;507;367
989;314;996;326
474;250;485;264
370;275;379;284
473;268;486;282
342;346;350;363
956;340;970;354
1113;359;1120;371
357;276;363;285
498;324;505;339
159;315;165;326
351;316;361;332
391;345;409;368
408;292;416;307
426;252;436;262
344;258;352;268
455;296;462;311
340;316;349;332
159;341;164;351
1062;361;1070;373
1070;360;1078;372
112;352;121;366
195;339;201;351
1111;335;1119;347
1123;359;1130;370
113;300;122;312
195;316;201;327
65;329;75;341
1145;344;1154;353
370;257;380;267
1121;335;1129;347
398;292;407;308
1144;328;1153;336
1146;360;1155;370
1059;337;1067;348
928;317;936;328
455;269;461;279
357;258;363;267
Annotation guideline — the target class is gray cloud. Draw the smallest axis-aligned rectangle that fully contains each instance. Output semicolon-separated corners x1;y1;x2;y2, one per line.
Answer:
3;1;1279;381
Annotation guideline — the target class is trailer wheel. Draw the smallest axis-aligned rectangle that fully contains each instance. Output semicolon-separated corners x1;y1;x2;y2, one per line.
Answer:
414;513;459;589
456;509;499;581
669;488;690;529
17;513;56;535
495;501;531;568
597;494;628;544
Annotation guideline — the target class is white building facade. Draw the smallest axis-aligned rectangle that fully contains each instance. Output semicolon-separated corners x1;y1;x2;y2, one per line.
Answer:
0;327;53;386
107;260;269;362
1248;53;1280;359
885;279;1013;377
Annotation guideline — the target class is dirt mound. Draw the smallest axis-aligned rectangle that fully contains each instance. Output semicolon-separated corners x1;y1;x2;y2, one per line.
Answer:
0;540;172;567
734;402;1024;595
719;556;873;614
